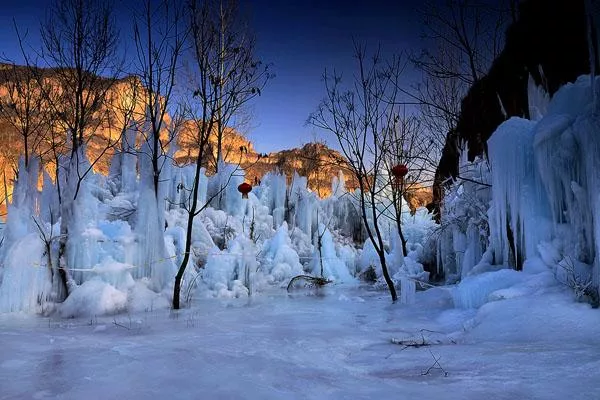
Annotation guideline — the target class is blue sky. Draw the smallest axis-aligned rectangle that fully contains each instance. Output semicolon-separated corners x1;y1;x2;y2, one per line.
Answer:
0;0;428;153
248;1;425;153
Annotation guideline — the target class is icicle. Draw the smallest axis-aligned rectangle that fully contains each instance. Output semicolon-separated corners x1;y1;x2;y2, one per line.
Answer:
528;74;550;121
399;277;415;305
488;117;551;267
496;93;508;119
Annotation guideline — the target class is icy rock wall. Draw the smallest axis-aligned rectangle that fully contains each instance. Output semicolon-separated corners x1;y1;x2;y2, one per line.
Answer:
201;236;258;298
477;75;600;293
2;157;40;257
135;108;174;291
108;124;138;195
321;172;363;241
0;158;53;313
288;173;316;239
533;76;600;288
172;165;208;211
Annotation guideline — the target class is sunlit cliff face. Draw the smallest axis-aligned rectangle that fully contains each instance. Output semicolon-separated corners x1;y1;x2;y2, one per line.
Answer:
0;67;432;215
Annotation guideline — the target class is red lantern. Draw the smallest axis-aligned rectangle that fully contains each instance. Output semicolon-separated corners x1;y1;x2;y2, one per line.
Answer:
391;164;408;179
391;164;408;191
238;182;252;199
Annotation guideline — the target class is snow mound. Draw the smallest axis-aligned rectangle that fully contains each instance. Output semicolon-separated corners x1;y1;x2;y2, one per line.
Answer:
453;269;525;309
60;279;128;317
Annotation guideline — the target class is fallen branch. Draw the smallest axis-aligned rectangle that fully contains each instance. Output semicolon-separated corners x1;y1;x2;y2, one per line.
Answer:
287;275;332;292
390;329;456;348
390;337;430;347
113;318;131;330
421;349;448;377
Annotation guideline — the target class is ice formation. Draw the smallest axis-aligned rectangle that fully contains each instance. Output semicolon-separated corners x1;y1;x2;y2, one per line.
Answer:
0;234;51;313
10;70;600;317
261;223;304;283
309;225;355;282
528;73;550;121
488;117;551;268
441;75;600;307
0;112;437;314
259;172;287;228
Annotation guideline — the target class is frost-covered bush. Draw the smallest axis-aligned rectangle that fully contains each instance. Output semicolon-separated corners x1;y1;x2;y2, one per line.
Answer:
436;151;491;282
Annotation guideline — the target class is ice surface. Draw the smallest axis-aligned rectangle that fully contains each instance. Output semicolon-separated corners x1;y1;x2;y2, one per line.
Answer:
1;285;599;400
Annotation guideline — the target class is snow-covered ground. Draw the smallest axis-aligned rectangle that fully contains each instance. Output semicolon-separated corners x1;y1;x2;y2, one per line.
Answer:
2;281;599;400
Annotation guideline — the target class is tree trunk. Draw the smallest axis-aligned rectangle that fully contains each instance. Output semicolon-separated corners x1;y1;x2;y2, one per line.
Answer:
173;208;195;309
57;234;70;299
398;223;408;258
379;251;398;302
506;220;522;271
173;144;205;309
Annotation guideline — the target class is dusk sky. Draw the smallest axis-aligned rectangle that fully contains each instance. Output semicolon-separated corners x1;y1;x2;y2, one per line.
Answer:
0;0;427;153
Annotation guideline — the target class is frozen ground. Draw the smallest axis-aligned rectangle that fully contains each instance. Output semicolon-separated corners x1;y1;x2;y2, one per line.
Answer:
1;284;599;400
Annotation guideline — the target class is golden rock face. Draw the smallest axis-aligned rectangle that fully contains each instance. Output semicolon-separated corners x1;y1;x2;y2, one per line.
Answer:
0;78;354;212
174;127;359;198
0;65;432;214
404;185;434;213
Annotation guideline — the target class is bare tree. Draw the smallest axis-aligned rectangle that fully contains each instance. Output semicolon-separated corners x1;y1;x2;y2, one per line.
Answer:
133;0;187;198
408;0;511;169
38;0;122;297
105;75;144;144
0;123;19;213
416;0;508;87
196;0;271;172
0;63;49;170
172;0;270;309
381;112;431;257
308;44;405;302
0;24;54;219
